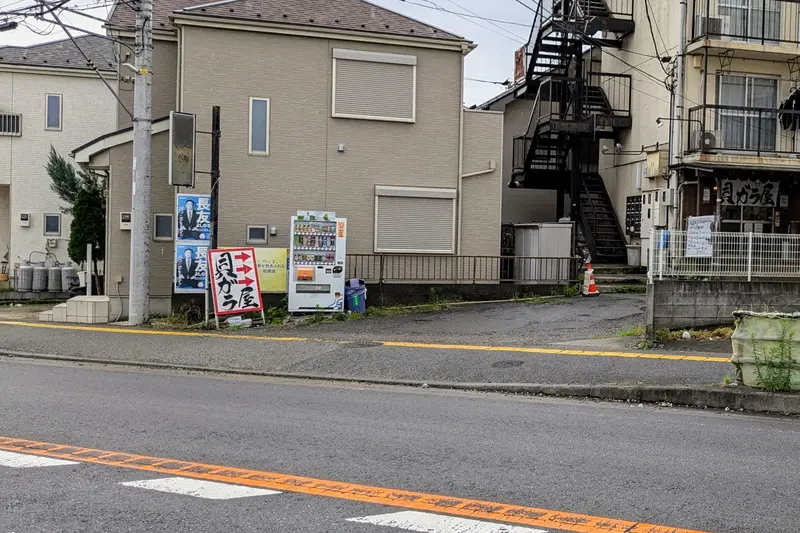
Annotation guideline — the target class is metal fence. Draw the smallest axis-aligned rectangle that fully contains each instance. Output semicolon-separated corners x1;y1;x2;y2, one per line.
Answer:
650;230;800;281
346;254;581;284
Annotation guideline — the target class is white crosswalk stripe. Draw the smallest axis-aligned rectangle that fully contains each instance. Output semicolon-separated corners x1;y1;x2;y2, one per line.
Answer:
347;510;550;532
119;477;282;500
0;450;78;468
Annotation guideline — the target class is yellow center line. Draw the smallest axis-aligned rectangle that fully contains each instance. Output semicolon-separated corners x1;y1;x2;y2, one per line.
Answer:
0;436;709;533
0;320;731;363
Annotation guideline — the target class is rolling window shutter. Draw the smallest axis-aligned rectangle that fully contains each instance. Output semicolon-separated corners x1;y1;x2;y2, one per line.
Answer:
376;195;454;253
333;51;415;122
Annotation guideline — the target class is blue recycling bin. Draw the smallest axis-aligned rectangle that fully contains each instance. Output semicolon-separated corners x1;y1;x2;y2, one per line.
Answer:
345;279;367;314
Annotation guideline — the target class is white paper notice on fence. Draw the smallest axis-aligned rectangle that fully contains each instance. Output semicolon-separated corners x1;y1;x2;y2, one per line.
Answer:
685;215;714;258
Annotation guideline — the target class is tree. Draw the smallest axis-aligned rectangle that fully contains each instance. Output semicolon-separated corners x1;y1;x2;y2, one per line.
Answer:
46;146;103;214
46;147;106;293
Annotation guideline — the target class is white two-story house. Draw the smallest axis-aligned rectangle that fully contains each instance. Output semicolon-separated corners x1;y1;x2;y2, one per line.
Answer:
0;35;117;273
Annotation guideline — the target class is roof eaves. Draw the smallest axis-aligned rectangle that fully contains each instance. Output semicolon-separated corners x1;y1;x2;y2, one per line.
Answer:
171;11;470;47
359;0;465;41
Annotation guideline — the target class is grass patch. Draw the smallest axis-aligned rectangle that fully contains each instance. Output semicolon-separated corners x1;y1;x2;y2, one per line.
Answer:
613;284;647;294
654;326;734;342
752;319;795;392
561;283;581;298
512;294;546;304
617;326;644;337
366;303;448;317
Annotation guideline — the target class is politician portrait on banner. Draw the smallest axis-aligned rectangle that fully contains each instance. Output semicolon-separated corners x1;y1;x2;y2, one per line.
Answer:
176;193;211;241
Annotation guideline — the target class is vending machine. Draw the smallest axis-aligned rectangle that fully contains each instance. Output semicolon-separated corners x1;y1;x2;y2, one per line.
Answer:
288;211;347;312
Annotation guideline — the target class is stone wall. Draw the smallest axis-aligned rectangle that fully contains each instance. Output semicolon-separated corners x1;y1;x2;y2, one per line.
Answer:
646;280;800;333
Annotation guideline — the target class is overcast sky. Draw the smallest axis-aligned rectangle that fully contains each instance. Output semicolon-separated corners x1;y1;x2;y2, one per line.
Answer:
0;0;533;105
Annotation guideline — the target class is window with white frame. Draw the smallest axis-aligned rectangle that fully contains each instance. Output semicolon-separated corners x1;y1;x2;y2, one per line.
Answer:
249;97;270;155
374;186;455;254
45;94;62;131
43;213;61;236
718;0;780;43
332;49;416;123
247;225;268;244
153;213;173;241
716;74;778;151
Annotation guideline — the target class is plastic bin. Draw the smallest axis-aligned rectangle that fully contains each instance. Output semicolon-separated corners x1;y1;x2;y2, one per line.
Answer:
345;279;367;314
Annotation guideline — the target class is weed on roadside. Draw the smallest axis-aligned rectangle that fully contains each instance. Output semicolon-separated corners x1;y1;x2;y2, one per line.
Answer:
655;327;734;342
617;326;644;337
613;285;647;294
752;319;795;392
636;339;655;349
561;283;581;298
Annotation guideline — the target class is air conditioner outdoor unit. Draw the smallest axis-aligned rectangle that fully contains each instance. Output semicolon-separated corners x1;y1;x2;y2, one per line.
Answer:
691;129;724;151
695;15;722;37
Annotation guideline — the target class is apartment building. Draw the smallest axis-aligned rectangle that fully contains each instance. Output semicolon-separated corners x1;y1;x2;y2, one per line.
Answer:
0;36;117;270
482;0;800;265
74;0;503;317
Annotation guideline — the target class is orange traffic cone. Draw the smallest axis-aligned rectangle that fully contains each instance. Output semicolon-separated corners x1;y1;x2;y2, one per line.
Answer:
582;263;599;297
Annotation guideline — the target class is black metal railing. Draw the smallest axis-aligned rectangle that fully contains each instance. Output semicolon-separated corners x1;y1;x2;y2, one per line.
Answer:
691;0;796;46
552;0;634;19
346;255;581;284
586;73;632;116
686;104;800;156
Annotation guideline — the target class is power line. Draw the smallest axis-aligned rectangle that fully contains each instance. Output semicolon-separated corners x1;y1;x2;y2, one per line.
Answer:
645;0;668;53
466;76;511;85
408;0;526;44
441;0;528;42
396;0;531;28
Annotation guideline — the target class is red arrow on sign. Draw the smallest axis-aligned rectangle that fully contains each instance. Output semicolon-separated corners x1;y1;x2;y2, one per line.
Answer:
234;252;249;262
236;264;253;275
240;276;255;287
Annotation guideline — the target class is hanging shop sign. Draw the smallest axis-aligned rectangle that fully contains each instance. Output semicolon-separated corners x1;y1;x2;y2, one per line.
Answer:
720;179;779;207
208;247;264;316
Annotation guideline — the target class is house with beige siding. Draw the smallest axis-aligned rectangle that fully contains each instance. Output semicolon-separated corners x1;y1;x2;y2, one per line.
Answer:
74;0;502;317
0;36;117;274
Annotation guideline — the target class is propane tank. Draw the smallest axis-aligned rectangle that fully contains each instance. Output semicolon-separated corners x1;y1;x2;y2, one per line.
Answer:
48;265;62;292
61;262;77;291
16;262;33;291
32;262;48;292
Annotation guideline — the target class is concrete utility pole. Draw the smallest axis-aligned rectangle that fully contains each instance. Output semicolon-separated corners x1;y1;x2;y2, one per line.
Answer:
128;0;153;325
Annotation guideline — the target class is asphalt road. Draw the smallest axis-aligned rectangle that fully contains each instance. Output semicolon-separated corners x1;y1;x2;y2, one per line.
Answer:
0;319;729;386
1;359;798;533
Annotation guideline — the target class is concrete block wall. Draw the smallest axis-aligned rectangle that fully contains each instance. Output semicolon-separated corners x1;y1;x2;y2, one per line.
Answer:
646;280;800;332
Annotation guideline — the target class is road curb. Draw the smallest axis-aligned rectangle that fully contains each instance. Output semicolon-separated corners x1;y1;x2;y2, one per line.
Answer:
2;349;797;415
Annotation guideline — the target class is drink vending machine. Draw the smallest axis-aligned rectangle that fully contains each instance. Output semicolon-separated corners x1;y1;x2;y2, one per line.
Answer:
288;211;347;312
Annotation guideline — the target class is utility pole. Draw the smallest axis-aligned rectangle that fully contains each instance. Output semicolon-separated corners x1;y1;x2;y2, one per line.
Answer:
128;0;153;325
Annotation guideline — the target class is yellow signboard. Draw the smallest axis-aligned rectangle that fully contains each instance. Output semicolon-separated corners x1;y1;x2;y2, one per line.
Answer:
221;247;288;293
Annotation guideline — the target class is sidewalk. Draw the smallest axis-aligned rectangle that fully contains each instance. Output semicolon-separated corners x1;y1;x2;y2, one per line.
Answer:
0;295;732;387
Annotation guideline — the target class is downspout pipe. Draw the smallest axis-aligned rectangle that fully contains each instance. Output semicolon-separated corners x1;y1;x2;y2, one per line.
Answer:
457;44;467;255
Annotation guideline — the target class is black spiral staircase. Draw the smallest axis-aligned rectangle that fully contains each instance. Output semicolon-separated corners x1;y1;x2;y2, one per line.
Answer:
511;0;635;263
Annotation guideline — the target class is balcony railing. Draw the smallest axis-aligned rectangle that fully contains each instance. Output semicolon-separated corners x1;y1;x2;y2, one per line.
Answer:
552;0;635;20
691;0;799;46
686;104;800;157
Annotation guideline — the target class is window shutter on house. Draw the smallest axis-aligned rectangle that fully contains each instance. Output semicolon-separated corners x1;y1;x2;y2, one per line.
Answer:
375;187;455;254
333;49;416;122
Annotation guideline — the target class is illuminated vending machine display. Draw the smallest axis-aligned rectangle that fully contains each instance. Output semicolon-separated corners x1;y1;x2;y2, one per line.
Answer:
288;211;347;312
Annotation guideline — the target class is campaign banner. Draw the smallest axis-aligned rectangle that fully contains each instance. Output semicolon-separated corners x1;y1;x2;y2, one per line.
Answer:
175;243;208;293
208;247;264;316
176;193;211;241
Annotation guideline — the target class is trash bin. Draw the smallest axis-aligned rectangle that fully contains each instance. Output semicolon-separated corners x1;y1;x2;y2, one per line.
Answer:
345;279;367;314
